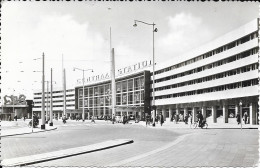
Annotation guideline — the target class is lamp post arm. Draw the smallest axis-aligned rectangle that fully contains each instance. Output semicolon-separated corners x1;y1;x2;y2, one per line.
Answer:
134;20;155;26
74;67;93;72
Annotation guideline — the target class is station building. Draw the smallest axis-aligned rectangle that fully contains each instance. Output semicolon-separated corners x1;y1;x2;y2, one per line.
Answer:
74;70;151;120
32;19;259;125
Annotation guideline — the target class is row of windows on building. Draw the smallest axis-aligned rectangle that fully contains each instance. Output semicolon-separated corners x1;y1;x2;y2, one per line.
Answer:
155;47;258;83
34;94;75;100
78;90;145;107
155;79;258;100
78;76;145;97
33;89;74;95
155;63;258;92
34;99;75;104
155;32;258;75
34;104;75;108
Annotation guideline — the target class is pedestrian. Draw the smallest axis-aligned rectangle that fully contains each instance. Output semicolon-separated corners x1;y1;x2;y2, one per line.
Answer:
197;112;203;127
188;114;192;127
145;114;150;126
112;114;115;124
91;115;95;123
184;113;189;124
243;112;248;124
14;115;17;121
159;112;164;126
236;113;240;124
175;113;179;124
62;115;66;124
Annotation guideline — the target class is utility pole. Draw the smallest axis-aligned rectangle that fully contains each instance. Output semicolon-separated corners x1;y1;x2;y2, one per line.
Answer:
41;52;45;129
50;68;53;126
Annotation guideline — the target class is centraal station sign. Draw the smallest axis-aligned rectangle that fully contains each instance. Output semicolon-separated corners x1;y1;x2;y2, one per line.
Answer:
77;60;152;84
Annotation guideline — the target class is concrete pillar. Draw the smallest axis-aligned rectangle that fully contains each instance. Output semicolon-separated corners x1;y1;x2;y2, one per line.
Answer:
223;105;228;123
192;107;197;123
212;106;217;123
169;107;173;122
176;108;179;115
162;108;166;121
184;108;188;116
28;113;30;119
250;103;256;125
235;104;239;116
201;106;206;120
58;112;60;120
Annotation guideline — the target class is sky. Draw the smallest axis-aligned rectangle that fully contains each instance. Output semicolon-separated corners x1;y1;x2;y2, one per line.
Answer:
1;1;259;100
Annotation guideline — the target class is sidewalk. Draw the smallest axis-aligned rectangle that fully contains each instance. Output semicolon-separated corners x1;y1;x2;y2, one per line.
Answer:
1;120;57;137
134;121;259;129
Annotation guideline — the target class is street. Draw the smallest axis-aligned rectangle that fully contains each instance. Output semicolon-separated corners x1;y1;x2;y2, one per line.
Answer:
1;120;259;167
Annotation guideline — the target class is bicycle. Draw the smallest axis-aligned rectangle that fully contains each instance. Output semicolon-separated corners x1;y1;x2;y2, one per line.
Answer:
191;120;208;129
28;120;39;128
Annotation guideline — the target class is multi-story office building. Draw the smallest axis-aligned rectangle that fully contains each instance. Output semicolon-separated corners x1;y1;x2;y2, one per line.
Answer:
153;19;259;125
33;88;75;120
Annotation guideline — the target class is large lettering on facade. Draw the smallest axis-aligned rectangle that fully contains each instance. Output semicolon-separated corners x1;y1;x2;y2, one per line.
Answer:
117;60;152;76
76;60;152;85
4;94;27;105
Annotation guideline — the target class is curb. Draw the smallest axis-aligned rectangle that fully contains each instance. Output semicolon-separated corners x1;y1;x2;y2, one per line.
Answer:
1;139;134;167
0;127;58;137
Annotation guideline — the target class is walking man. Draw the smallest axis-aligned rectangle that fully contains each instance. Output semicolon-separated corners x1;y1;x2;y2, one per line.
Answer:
159;112;164;126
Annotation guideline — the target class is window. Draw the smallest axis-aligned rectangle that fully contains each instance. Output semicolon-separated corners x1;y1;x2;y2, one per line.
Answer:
128;79;133;91
116;94;121;105
134;91;140;104
89;88;93;97
128;92;133;104
134;78;141;90
99;86;104;95
122;81;127;92
116;82;121;93
122;93;127;105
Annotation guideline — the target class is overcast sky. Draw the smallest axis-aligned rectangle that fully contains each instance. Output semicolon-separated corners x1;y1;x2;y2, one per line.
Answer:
1;1;259;100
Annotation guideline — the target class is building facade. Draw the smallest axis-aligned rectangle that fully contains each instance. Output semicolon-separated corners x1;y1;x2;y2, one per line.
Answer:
153;19;259;125
32;19;259;125
74;71;151;120
33;88;75;120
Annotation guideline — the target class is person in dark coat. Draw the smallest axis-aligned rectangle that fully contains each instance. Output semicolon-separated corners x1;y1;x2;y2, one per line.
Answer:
175;113;179;124
197;112;203;127
159;112;164;126
243;112;248;124
236;113;241;124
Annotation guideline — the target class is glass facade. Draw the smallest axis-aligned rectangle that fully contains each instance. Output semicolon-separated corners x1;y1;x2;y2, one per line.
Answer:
76;71;150;119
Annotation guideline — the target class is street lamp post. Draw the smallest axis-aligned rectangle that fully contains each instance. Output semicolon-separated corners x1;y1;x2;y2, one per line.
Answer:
239;100;243;130
133;20;157;126
34;53;45;129
13;90;15;120
39;53;46;129
50;68;53;126
74;67;93;121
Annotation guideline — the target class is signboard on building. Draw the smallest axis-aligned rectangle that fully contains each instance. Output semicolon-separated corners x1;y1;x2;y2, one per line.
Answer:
76;60;152;85
4;94;27;105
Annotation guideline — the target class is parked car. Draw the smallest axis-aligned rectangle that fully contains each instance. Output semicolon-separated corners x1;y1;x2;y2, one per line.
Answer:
128;115;135;120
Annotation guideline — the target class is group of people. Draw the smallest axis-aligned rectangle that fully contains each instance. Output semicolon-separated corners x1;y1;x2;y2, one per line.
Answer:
236;111;249;125
146;113;165;126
